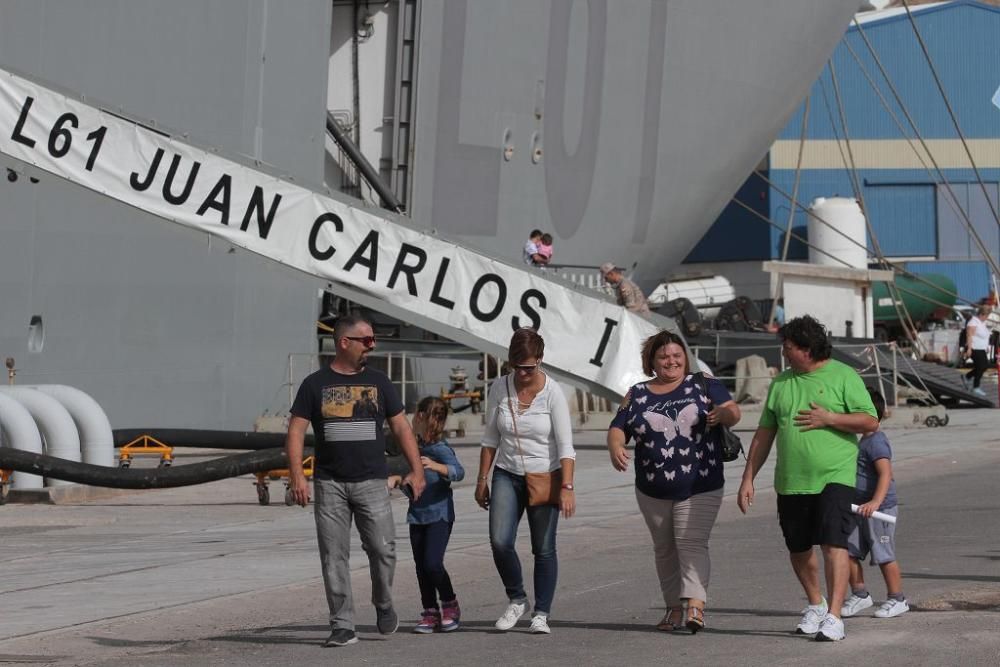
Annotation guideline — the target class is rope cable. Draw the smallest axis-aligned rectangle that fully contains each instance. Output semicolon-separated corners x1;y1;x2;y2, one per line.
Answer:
828;57;923;346
840;34;973;230
900;0;1000;232
852;16;1000;278
771;97;811;325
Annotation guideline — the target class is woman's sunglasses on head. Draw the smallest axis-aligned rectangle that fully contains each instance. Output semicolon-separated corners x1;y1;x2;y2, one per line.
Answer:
511;362;540;372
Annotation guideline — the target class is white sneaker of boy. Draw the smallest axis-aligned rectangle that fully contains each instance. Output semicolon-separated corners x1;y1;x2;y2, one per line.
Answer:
841;593;874;617
874;598;909;618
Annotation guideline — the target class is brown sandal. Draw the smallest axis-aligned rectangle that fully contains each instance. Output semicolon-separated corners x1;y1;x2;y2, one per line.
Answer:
685;606;705;634
656;607;683;632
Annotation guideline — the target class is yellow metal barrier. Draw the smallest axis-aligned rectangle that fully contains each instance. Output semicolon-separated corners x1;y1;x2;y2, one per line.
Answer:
0;468;11;504
118;435;174;468
254;455;314;506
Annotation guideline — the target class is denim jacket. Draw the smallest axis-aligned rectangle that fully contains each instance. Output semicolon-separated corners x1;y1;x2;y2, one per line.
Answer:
406;439;465;524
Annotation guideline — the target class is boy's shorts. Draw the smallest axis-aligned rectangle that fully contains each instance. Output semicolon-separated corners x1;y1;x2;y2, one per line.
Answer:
847;506;898;565
776;483;855;553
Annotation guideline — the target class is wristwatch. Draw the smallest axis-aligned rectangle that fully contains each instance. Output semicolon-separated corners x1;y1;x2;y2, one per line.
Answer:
561;483;574;491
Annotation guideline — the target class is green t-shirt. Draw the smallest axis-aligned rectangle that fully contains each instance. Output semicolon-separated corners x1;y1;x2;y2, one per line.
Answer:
759;359;877;495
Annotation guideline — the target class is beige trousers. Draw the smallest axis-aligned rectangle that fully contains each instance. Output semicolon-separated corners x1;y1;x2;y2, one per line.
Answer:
635;486;724;605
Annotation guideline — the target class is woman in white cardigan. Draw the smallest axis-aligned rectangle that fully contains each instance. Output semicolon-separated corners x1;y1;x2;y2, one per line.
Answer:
475;328;576;635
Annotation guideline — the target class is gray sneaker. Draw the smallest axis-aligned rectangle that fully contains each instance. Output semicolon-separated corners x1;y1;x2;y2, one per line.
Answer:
841;593;874;617
874;598;909;618
376;606;399;634
324;628;358;647
795;599;828;635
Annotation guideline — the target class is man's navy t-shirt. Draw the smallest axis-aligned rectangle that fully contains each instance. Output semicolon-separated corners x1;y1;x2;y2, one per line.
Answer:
290;366;403;482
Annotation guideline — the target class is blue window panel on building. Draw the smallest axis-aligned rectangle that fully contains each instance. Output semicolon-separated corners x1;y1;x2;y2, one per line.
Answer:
864;183;936;257
936;183;999;261
905;261;991;304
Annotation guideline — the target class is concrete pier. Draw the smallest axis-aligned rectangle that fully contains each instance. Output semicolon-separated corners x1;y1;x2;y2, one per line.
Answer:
1;409;998;665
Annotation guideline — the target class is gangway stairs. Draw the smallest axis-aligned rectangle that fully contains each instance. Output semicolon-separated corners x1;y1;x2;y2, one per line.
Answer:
0;66;680;400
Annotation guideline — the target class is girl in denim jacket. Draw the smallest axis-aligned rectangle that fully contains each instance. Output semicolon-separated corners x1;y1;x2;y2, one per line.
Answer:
391;396;465;632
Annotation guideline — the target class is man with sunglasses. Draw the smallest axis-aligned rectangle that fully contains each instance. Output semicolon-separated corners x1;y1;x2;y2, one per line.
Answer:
286;315;426;648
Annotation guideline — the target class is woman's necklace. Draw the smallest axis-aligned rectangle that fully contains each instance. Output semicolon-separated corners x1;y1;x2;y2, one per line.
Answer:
514;377;542;414
649;375;683;393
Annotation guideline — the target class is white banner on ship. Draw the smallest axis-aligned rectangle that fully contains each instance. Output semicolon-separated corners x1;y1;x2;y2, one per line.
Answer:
0;69;660;395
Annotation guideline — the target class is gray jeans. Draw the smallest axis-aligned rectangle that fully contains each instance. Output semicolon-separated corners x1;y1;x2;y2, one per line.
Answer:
313;477;396;630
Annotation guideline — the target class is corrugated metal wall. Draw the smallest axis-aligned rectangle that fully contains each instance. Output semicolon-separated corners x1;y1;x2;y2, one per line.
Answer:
905;260;993;302
694;0;1000;294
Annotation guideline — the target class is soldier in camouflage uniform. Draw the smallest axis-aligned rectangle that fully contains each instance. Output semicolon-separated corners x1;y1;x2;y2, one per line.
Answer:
599;263;650;314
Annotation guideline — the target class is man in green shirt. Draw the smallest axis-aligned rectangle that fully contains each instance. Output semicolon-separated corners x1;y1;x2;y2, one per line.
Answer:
737;315;877;642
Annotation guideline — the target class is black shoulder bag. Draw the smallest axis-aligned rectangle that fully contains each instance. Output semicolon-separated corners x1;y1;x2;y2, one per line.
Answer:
695;372;744;463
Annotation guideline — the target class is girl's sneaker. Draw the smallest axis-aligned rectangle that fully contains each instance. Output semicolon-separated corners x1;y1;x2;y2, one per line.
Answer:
413;608;441;634
440;600;461;632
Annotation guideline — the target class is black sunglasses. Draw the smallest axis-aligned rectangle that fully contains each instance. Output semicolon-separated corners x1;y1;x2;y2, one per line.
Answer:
345;335;376;347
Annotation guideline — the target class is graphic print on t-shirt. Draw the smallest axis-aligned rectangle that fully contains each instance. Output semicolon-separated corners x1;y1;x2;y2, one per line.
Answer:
643;403;699;443
321;385;379;441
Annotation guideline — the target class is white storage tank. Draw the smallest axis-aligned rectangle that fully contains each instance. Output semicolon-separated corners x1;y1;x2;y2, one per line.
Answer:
807;197;868;269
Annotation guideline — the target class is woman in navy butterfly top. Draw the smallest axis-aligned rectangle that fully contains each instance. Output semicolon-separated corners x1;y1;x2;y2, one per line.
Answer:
607;331;741;634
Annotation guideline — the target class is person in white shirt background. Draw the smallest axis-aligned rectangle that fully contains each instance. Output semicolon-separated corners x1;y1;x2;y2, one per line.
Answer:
964;304;993;397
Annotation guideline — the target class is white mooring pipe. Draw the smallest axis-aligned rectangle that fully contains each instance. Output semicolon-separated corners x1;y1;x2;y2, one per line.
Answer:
0;387;81;487
32;385;114;467
0;391;45;489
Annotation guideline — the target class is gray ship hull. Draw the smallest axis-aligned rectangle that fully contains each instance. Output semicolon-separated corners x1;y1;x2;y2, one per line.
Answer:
0;0;860;431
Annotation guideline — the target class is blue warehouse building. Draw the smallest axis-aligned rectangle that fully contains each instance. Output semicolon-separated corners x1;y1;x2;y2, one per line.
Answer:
685;0;1000;306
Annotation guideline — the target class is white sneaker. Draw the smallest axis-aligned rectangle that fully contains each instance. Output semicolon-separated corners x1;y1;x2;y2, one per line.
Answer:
840;593;874;617
795;598;828;635
814;613;845;641
874;598;909;618
495;601;527;631
529;614;551;634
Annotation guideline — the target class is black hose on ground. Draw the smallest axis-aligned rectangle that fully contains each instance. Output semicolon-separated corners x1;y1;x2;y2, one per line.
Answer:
0;448;413;488
0;448;293;489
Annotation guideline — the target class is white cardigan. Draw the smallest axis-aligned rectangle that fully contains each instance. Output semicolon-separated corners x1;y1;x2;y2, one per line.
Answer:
481;373;575;474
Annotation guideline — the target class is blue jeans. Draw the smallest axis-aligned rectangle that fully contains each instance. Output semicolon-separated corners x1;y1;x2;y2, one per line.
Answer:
313;477;396;631
409;521;456;609
489;467;560;615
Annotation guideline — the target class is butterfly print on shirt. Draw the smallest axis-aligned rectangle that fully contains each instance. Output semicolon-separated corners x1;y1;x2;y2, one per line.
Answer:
643;403;699;443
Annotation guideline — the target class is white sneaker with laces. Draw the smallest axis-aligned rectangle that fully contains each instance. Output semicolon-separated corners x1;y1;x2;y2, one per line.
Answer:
796;598;828;635
495;601;527;631
814;613;845;641
840;593;874;617
874;598;909;618
529;615;551;634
